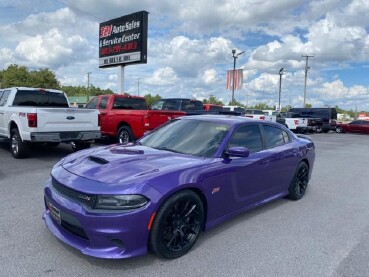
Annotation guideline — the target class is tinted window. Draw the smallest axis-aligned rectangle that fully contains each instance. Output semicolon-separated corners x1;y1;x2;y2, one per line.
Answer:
263;125;285;148
0;90;11;106
99;96;109;109
13;90;68;107
86;97;99;109
163;99;180;110
140;119;230;157
227;125;263;153
181;100;203;110
113;97;147;110
150;100;164;110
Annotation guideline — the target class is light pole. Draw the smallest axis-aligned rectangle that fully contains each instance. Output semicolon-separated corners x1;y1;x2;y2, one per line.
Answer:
231;49;245;103
278;68;284;111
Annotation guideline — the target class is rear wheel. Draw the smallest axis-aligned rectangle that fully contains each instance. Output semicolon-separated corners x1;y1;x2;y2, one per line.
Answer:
315;126;323;133
71;141;91;152
150;190;204;259
117;126;134;144
288;162;309;200
10;128;29;158
336;126;344;133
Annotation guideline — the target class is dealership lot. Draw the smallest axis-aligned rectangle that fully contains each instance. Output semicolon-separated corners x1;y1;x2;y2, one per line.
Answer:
1;133;369;277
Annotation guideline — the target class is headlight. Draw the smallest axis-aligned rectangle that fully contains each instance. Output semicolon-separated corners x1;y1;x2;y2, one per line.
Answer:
95;194;149;210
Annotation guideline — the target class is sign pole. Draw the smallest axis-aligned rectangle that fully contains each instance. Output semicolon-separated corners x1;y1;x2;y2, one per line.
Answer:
118;65;125;94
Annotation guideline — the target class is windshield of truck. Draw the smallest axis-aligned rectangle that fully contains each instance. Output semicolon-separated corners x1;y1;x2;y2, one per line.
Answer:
12;90;69;107
113;97;147;110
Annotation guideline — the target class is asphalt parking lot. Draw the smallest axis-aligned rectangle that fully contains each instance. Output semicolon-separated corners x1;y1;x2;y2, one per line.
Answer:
1;133;369;277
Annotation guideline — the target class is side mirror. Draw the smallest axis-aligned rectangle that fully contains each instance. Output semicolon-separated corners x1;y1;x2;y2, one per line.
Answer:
226;146;250;158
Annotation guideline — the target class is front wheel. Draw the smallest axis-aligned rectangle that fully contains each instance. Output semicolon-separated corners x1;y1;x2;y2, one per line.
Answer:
288;162;309;200
150;190;204;259
10;128;29;158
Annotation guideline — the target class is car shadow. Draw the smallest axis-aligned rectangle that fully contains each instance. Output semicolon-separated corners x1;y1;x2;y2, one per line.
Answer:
52;196;289;269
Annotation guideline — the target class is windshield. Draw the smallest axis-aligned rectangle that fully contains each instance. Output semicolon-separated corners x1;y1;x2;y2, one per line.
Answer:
139;119;230;157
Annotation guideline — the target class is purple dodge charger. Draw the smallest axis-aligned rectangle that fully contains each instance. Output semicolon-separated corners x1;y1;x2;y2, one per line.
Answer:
43;115;315;259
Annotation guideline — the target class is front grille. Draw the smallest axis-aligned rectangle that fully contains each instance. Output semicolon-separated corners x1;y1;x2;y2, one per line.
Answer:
61;220;89;240
52;177;97;209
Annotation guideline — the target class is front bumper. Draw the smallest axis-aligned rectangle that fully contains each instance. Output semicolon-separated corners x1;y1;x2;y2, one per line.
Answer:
43;177;156;259
31;131;101;143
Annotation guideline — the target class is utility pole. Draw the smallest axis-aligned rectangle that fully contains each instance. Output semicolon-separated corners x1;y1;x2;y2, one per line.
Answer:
137;77;140;96
302;55;314;107
278;68;284;111
87;72;92;100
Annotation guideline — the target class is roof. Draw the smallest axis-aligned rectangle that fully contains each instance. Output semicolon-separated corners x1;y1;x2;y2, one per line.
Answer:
181;114;270;125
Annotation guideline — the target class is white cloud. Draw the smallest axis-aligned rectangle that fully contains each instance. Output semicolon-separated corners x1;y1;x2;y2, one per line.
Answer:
146;67;179;86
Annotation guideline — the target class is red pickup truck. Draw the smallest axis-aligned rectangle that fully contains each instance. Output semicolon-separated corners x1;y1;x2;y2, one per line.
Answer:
86;94;185;143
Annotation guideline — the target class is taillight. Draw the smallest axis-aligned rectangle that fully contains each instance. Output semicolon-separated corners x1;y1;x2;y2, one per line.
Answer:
260;116;265;120
294;119;299;125
143;114;150;127
27;113;37;128
98;114;101;127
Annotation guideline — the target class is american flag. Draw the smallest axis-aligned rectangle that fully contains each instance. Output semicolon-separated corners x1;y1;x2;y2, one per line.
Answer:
226;69;243;90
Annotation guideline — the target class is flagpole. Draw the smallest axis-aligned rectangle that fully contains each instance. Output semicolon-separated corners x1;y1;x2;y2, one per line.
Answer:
231;50;245;103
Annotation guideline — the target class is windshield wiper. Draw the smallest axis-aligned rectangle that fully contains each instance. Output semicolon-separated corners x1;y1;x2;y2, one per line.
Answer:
154;147;183;154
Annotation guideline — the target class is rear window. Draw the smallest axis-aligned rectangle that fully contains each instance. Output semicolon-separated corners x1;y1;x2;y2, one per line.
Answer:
12;90;69;107
181;100;203;110
208;106;223;111
113;97;147;110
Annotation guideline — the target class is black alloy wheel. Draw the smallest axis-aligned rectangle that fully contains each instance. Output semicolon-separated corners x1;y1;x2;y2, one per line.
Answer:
118;126;133;144
288;162;309;200
315;126;323;133
150;190;204;259
336;126;344;133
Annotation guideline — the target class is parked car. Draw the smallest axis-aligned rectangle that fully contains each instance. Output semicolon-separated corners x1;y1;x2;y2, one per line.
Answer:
85;94;186;143
0;87;101;158
43;115;315;259
336;120;369;134
289;108;337;133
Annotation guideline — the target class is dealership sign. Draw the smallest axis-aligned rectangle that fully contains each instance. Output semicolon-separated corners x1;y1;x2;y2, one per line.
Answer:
99;11;148;68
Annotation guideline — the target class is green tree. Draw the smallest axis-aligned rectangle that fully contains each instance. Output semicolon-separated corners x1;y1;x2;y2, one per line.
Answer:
305;103;312;108
228;99;244;106
29;68;60;89
144;94;162;107
1;64;30;87
203;95;224;105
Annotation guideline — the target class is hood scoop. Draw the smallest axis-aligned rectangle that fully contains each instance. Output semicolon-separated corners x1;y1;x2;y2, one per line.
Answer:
88;155;109;165
109;147;144;155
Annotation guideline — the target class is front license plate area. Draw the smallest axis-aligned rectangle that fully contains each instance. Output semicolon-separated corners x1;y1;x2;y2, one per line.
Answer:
48;202;61;225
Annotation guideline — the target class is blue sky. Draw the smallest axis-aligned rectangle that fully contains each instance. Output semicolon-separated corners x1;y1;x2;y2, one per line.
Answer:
1;0;369;111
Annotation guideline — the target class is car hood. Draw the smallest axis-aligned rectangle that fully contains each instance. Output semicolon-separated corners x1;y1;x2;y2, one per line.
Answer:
61;144;206;184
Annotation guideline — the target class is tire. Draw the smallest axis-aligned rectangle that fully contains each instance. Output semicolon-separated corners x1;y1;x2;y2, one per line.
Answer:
288;162;309;200
336;127;344;133
10;128;29;158
117;126;134;144
71;141;91;152
150;190;204;259
315;126;323;133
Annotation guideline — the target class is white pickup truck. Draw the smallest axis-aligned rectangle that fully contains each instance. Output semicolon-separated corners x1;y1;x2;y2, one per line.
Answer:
0;87;101;158
223;106;276;122
273;112;309;132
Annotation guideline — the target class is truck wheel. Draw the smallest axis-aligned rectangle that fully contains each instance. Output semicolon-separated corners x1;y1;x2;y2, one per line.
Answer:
118;126;134;144
10;128;29;158
71;142;91;152
316;126;323;133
